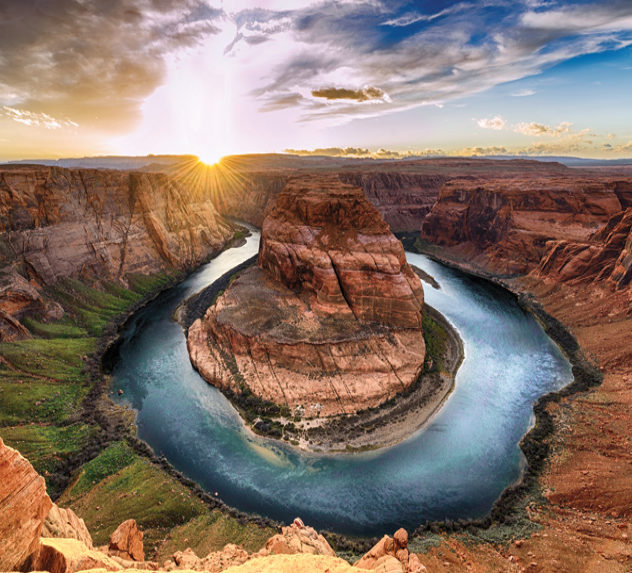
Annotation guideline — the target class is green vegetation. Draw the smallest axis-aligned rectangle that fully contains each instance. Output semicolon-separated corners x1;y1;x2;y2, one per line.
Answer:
156;513;275;561
0;263;275;558
0;423;96;476
0;271;177;497
422;310;451;373
60;442;207;550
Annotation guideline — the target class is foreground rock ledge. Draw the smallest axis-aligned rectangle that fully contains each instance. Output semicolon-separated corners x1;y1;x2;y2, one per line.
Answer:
188;175;426;418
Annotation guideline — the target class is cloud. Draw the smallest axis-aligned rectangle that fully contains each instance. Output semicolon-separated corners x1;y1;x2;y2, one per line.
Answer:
1;106;78;129
476;115;507;130
311;86;389;102
602;140;632;153
513;121;573;136
511;88;536;97
0;0;223;131
232;0;632;123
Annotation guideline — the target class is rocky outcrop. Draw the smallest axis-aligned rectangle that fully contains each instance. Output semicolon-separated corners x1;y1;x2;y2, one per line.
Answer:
188;175;426;417
0;165;236;339
32;537;123;573
43;504;93;549
536;207;632;289
355;529;425;573
0;436;52;571
167;545;249;572
259;518;335;557
109;519;145;562
421;177;626;275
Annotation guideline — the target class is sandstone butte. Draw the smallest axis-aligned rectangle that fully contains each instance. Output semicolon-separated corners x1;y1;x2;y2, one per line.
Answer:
0;165;236;341
0;435;427;573
187;175;426;417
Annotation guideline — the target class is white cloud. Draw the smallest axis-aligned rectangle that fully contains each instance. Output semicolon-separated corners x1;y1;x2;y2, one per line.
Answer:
510;88;535;97
476;115;507;130
1;106;78;129
513;121;573;137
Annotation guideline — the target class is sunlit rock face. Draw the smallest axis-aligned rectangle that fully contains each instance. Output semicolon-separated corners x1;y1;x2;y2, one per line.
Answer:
0;165;236;339
421;177;627;275
188;175;426;417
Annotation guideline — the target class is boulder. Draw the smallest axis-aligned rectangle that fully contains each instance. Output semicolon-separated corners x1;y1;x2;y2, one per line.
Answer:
32;537;122;573
43;504;93;549
0;436;52;571
108;519;145;562
259;518;336;557
355;529;424;573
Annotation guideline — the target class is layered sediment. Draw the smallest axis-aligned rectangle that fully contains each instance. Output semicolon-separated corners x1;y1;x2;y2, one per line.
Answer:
421;176;627;275
0;165;236;340
187;175;426;418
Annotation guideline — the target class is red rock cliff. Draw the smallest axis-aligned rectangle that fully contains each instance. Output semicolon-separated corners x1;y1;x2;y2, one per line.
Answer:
188;176;426;417
421;177;625;275
0;165;236;340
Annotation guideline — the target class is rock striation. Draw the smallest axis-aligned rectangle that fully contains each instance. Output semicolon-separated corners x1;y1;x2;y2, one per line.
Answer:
0;436;52;571
188;176;425;417
421;177;626;275
0;165;236;340
536;207;632;289
43;504;94;549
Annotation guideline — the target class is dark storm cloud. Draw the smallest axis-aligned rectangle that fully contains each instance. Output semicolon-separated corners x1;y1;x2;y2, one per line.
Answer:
0;0;224;130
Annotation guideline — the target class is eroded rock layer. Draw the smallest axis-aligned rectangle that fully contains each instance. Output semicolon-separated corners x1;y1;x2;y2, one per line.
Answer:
0;165;236;339
421;177;627;275
188;176;425;417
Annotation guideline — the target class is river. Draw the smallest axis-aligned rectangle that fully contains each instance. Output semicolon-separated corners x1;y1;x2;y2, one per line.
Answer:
110;229;572;536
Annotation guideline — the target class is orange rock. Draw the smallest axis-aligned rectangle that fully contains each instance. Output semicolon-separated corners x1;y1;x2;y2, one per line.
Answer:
393;528;408;550
261;519;336;557
43;503;93;549
32;537;122;573
0;436;52;571
188;176;426;417
108;519;145;562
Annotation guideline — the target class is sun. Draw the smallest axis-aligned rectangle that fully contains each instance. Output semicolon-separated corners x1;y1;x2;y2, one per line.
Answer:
197;150;224;166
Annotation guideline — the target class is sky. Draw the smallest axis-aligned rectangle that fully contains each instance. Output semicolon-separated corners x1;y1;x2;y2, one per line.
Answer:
1;0;632;161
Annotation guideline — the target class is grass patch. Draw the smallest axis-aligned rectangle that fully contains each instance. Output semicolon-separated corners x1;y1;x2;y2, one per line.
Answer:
0;423;97;488
156;513;275;561
422;311;450;373
60;444;207;551
65;441;138;498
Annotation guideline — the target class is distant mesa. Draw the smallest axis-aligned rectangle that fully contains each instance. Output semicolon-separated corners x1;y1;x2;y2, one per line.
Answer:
187;175;426;418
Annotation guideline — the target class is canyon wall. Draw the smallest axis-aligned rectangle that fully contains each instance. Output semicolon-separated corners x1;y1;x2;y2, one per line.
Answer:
210;158;571;232
0;165;236;340
188;175;426;417
421;177;628;276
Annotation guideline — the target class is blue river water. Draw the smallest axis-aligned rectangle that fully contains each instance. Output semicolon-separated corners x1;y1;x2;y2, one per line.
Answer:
110;230;572;536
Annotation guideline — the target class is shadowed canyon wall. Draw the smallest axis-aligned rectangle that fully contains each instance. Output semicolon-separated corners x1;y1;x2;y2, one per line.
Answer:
0;165;236;340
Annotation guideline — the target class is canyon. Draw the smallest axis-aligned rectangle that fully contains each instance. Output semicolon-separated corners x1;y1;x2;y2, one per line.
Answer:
0;165;237;341
2;155;632;572
187;175;427;420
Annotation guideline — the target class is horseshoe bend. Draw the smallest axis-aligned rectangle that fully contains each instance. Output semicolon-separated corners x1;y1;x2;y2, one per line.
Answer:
185;176;463;450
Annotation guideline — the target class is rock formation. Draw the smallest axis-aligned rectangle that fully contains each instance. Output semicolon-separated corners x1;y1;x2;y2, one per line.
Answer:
188;175;426;417
355;528;426;573
421;177;626;275
32;538;123;573
0;436;52;571
0;165;236;340
43;504;94;549
108;519;145;562
211;156;572;232
536;207;632;289
259;518;335;557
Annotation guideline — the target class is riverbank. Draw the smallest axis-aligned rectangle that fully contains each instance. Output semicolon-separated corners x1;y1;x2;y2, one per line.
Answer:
179;259;463;453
